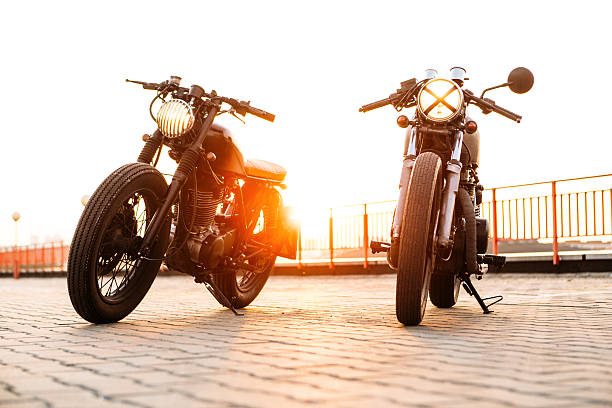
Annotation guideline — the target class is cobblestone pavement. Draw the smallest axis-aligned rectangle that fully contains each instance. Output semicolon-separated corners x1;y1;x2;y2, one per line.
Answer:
1;273;611;407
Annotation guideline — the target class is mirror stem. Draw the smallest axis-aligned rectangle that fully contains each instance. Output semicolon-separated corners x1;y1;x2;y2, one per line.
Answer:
480;82;510;98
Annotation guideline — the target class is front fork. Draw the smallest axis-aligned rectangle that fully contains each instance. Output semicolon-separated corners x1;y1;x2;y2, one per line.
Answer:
139;105;220;256
436;131;464;255
393;129;464;254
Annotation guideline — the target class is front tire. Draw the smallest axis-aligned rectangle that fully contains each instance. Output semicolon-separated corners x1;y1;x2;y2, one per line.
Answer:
67;163;170;323
396;152;442;325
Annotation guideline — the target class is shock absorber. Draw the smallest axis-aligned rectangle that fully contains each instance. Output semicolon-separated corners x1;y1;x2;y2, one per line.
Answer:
137;131;163;164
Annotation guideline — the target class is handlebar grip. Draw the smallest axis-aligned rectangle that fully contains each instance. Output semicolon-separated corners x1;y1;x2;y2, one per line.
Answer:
492;104;522;123
359;98;392;113
467;92;522;123
247;106;275;122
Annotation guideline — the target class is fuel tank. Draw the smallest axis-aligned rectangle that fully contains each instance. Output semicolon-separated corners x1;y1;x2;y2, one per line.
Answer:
202;124;247;177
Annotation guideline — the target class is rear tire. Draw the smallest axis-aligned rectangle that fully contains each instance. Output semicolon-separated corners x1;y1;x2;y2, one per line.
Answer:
213;184;279;309
396;152;442;325
67;163;170;323
429;216;464;308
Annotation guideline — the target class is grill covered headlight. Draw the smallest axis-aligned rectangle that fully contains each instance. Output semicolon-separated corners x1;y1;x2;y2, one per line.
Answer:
156;99;195;138
417;79;463;122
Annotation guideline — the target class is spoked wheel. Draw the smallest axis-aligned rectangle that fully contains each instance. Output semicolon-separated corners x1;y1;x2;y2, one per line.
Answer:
213;184;279;309
396;152;442;325
430;200;465;308
67;163;170;323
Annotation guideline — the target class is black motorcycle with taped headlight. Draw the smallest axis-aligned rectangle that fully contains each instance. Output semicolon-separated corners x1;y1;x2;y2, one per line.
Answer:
68;76;297;324
361;67;534;325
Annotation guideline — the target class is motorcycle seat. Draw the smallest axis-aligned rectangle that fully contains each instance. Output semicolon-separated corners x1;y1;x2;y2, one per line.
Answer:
245;159;287;182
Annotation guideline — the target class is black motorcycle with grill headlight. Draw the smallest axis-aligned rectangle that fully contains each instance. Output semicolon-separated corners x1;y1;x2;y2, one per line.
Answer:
67;76;297;324
361;67;534;325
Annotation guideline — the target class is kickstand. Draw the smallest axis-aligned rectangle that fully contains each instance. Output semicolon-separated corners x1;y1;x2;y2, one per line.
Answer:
460;274;503;314
203;278;243;316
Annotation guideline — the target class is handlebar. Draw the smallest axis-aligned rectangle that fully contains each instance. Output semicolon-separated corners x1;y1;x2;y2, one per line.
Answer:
244;104;275;122
127;78;275;122
359;97;394;113
224;98;275;122
464;90;522;123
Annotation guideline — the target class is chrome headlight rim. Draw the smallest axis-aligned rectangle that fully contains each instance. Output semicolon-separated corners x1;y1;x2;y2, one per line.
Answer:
156;98;195;138
417;78;464;123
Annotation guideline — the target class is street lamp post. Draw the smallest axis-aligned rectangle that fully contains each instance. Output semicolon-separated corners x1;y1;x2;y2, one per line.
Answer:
12;211;20;245
11;212;20;279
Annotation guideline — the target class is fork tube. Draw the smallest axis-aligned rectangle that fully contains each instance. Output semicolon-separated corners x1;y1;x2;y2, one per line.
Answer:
392;128;417;239
437;131;464;249
140;105;219;255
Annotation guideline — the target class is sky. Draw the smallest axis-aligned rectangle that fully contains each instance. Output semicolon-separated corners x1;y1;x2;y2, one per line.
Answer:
1;0;611;246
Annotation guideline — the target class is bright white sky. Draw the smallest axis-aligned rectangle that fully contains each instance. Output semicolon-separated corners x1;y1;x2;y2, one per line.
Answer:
1;0;611;246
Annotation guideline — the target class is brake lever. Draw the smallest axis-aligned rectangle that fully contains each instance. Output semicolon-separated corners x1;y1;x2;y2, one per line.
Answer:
229;109;246;124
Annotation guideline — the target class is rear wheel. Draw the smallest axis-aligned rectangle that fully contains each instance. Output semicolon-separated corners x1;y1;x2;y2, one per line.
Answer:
67;163;170;323
429;229;463;308
396;152;442;325
213;184;279;309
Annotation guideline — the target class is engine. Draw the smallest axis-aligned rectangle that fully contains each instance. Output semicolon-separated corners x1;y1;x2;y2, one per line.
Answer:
181;174;226;269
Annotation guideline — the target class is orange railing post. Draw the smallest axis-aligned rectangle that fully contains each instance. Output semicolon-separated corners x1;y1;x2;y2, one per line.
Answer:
552;181;559;265
13;246;19;279
297;222;303;269
329;208;334;269
492;188;499;255
51;242;56;272
363;203;369;269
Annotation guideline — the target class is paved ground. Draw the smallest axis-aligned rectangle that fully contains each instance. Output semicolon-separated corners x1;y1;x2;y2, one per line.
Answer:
1;273;611;408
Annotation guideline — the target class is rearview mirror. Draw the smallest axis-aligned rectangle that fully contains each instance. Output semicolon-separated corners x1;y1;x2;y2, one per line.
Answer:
508;67;534;94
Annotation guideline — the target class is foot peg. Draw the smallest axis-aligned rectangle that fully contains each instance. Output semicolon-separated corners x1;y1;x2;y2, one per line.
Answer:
478;254;506;273
370;240;391;254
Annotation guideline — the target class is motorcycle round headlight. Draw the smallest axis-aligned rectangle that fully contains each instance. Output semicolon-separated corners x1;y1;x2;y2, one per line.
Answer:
156;99;195;138
417;79;463;122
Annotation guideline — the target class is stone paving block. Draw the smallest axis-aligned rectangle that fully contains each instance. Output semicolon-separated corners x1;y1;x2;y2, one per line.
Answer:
0;400;48;408
38;391;128;408
119;391;228;408
4;374;76;395
169;381;316;407
120;370;191;386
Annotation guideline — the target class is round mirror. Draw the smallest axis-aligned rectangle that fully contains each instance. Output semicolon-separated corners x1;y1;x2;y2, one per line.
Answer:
508;67;534;94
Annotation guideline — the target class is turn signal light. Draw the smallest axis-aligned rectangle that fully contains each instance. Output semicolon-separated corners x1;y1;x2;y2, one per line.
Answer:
397;115;410;128
465;120;478;134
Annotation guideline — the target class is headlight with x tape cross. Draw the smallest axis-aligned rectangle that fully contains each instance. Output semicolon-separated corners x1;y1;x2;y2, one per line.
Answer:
417;78;464;122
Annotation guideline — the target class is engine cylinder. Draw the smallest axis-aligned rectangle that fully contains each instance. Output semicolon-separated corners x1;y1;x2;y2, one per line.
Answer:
180;183;221;232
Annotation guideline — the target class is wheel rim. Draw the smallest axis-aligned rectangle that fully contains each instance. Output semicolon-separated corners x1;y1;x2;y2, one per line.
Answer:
236;209;274;293
95;190;154;304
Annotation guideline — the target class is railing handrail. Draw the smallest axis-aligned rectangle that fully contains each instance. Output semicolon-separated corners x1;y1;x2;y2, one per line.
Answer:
487;173;612;191
323;174;612;211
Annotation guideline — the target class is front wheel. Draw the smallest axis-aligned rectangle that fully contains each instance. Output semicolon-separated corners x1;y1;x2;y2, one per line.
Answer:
396;152;442;325
67;163;170;323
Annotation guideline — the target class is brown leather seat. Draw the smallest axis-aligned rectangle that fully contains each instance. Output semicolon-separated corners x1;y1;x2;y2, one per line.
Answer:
244;159;287;182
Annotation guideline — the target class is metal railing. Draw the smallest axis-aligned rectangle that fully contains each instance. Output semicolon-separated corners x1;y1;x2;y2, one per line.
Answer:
295;174;612;268
2;174;611;277
0;242;68;278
